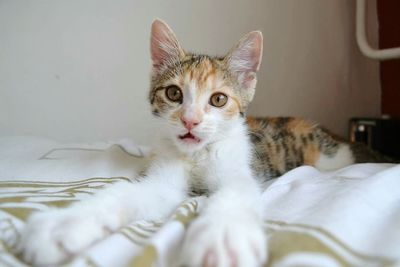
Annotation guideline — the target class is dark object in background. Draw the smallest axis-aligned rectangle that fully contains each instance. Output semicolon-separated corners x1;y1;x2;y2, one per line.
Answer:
377;0;400;118
350;118;400;160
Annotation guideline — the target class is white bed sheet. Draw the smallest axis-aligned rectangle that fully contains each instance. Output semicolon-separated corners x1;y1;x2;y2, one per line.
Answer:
0;136;150;182
1;136;399;267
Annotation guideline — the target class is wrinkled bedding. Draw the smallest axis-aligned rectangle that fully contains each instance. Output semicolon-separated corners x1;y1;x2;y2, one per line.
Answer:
0;137;399;267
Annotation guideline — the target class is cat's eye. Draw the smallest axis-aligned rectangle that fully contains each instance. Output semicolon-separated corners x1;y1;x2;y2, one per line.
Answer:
209;93;228;107
165;85;183;103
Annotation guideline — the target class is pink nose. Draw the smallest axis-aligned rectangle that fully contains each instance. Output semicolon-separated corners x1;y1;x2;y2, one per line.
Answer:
181;117;201;130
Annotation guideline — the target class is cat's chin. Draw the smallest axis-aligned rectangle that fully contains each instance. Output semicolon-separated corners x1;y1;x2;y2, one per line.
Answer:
174;135;208;154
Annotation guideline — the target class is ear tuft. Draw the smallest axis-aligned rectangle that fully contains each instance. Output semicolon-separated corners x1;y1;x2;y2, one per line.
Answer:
150;19;184;74
226;31;263;90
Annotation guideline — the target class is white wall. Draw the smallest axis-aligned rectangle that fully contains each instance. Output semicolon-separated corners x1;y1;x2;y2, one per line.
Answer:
0;0;380;144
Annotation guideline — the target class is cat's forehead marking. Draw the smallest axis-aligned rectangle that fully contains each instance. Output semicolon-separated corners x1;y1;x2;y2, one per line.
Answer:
178;55;243;117
181;56;223;94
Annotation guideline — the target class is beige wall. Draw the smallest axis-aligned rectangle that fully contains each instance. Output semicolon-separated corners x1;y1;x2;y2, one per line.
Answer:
0;0;380;144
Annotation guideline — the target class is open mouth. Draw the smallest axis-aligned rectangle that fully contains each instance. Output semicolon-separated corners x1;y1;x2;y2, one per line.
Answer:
178;132;201;143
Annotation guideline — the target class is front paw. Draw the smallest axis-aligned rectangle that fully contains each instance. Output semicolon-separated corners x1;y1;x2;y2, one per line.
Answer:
180;214;268;267
19;209;116;266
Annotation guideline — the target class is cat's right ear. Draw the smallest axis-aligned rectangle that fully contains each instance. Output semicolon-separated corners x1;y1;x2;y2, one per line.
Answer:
150;19;184;75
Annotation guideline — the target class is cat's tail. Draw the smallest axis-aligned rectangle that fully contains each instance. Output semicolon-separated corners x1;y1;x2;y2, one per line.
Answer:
349;142;399;164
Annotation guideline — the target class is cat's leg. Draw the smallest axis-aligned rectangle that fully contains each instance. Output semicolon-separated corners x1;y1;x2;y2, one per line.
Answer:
19;158;187;266
181;171;267;267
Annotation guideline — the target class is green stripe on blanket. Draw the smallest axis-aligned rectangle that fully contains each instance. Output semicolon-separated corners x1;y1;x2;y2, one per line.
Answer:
0;179;395;267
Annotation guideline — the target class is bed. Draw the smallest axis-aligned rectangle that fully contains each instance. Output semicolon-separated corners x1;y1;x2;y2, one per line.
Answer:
0;136;399;267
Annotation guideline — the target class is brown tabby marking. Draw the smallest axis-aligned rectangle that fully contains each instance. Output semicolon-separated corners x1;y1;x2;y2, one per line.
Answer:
247;117;338;179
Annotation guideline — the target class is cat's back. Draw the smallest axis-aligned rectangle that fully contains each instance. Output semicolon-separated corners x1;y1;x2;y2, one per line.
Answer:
246;116;352;180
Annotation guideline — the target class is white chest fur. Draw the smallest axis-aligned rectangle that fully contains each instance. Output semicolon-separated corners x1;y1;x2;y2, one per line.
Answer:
182;147;218;194
154;118;253;195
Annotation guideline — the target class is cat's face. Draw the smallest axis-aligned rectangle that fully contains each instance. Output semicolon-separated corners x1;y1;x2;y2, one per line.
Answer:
149;20;263;154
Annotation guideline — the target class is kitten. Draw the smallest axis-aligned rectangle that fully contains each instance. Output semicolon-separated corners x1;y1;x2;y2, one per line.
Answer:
19;19;389;267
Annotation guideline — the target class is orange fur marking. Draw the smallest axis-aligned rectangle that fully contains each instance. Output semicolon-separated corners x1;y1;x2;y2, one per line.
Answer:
287;118;315;134
246;117;260;129
304;145;320;165
223;102;240;119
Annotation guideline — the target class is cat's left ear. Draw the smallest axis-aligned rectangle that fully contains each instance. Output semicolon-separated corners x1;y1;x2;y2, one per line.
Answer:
225;31;263;91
